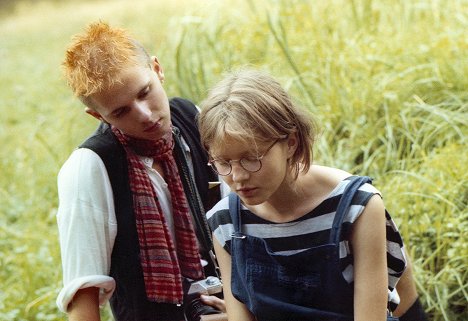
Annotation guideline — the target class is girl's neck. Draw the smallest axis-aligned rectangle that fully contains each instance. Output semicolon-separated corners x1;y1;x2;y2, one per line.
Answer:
246;165;350;223
248;170;315;223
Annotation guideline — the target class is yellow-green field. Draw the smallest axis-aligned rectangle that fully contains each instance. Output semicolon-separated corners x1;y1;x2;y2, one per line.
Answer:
0;0;466;320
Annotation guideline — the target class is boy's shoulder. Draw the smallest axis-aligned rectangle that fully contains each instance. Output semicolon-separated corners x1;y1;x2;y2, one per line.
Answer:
170;97;198;116
79;122;123;157
170;97;200;131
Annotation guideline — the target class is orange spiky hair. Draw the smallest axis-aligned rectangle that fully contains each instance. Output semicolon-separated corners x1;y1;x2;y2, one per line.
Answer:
62;21;151;97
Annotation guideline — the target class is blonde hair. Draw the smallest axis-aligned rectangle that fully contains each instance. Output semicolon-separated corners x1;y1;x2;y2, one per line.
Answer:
199;69;317;178
62;21;152;98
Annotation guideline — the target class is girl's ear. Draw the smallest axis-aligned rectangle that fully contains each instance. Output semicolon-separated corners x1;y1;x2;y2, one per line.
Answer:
286;132;299;158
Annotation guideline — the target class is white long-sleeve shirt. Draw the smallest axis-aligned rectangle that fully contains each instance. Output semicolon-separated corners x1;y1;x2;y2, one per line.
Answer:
56;140;228;312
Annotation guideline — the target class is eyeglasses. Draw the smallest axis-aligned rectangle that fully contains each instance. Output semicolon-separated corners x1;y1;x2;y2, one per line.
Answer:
208;138;283;176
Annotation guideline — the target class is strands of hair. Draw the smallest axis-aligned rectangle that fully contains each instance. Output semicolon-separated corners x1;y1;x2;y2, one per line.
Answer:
62;21;139;97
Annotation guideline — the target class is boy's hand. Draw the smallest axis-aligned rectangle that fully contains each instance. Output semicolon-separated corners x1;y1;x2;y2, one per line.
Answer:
200;294;226;312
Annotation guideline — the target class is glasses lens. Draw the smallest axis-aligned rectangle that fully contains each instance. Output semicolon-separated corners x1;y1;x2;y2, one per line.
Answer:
240;158;262;172
212;160;231;176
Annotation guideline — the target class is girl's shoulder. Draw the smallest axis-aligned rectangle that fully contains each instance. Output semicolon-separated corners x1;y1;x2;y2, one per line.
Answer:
309;165;352;184
309;165;381;195
206;196;237;252
206;196;231;222
302;165;354;200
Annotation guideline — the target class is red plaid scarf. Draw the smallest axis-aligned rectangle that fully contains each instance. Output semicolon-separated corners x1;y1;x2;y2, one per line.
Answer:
112;127;204;304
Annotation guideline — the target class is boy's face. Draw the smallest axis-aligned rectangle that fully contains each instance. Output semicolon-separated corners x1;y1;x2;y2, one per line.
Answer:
85;57;171;141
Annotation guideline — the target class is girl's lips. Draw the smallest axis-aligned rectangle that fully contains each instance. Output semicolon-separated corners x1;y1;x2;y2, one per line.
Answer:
237;187;257;198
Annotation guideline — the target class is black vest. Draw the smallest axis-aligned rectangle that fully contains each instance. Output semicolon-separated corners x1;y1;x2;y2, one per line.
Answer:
79;98;218;321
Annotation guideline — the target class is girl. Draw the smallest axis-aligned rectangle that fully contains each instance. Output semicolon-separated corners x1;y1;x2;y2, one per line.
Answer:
198;69;428;321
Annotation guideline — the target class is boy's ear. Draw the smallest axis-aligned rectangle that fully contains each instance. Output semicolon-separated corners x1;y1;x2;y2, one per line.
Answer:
85;107;103;121
151;56;165;83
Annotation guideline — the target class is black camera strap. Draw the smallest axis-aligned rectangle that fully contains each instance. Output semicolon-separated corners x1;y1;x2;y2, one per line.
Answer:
173;127;220;278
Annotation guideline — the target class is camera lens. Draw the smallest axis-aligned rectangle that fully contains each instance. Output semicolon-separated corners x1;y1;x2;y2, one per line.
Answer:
205;276;220;286
185;297;222;321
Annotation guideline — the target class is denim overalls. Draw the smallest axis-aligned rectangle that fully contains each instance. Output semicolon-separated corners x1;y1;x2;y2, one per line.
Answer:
228;176;398;321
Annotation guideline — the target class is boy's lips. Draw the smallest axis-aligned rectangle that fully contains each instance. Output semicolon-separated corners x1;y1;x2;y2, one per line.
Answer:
144;120;162;132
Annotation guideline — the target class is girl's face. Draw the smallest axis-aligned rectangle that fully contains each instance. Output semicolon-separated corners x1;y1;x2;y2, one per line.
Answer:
210;135;297;206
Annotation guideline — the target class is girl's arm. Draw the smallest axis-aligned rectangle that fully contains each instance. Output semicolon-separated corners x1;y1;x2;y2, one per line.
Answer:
214;237;256;321
393;251;419;317
351;195;388;321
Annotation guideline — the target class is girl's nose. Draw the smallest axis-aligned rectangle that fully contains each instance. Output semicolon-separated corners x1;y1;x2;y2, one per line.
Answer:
230;162;249;182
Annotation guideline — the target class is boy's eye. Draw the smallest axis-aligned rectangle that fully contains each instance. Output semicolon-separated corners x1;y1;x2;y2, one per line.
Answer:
113;107;128;118
138;86;151;99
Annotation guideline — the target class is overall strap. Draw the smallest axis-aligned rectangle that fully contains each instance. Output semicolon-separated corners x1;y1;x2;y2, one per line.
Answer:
228;192;243;235
329;176;372;245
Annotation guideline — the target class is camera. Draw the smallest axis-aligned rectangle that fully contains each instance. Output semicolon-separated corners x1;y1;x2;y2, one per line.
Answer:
183;276;224;321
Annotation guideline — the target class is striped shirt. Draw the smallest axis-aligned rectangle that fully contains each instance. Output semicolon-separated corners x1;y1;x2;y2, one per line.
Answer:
206;178;407;310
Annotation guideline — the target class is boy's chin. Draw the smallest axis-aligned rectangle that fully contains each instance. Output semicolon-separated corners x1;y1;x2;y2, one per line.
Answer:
144;127;172;141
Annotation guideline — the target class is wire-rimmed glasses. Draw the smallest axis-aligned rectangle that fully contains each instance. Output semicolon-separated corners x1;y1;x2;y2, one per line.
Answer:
208;138;284;176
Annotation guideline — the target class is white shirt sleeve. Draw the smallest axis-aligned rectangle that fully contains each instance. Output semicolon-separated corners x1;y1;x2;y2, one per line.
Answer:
56;136;220;312
56;148;117;312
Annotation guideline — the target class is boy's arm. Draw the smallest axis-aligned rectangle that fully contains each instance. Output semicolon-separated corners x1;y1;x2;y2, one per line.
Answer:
68;287;100;321
351;195;388;321
57;149;116;315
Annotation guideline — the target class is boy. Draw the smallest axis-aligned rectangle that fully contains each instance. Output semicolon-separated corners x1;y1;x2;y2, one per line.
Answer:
56;22;224;321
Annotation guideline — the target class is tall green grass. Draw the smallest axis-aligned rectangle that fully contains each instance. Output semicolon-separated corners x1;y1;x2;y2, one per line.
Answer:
0;0;466;320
